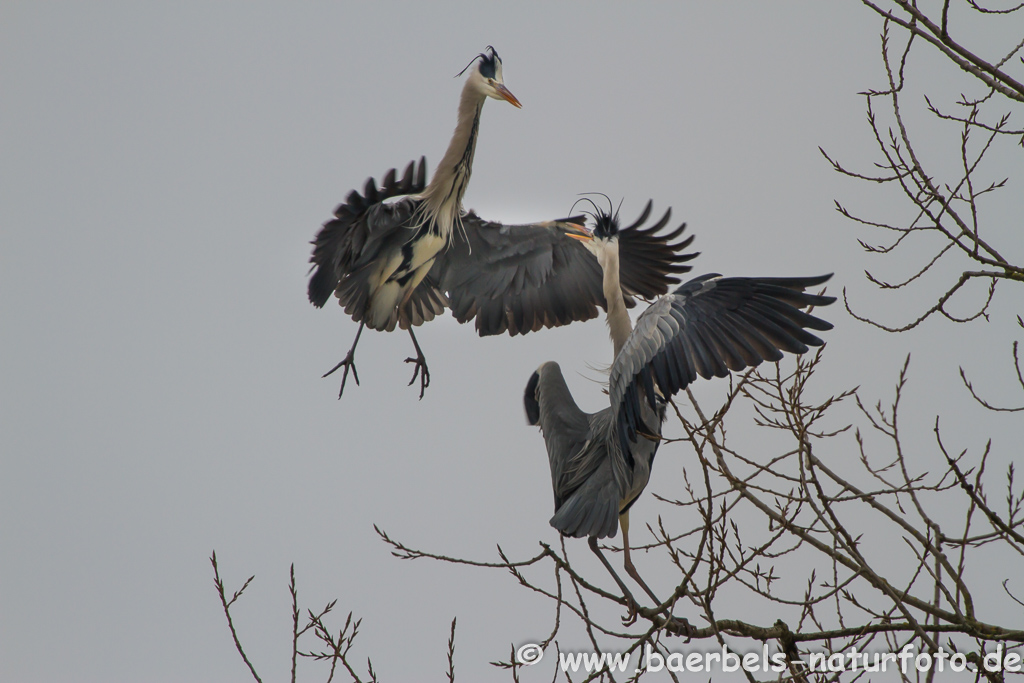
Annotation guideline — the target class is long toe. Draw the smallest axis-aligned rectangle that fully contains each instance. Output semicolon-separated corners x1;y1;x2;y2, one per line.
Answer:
404;355;430;399
337;361;359;398
321;353;359;398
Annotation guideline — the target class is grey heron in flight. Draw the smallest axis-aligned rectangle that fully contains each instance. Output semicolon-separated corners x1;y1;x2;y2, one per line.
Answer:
525;203;835;623
309;48;698;398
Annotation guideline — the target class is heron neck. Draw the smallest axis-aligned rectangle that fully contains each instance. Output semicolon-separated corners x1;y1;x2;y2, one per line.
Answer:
419;79;485;238
599;240;631;358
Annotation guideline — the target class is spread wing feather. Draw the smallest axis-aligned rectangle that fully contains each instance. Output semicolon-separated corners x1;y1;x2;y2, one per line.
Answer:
307;158;429;308
430;202;699;337
432;215;603;336
617;201;699;300
608;274;836;455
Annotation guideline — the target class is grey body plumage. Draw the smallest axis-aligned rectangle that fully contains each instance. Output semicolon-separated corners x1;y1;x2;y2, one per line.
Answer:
525;204;835;621
527;362;665;541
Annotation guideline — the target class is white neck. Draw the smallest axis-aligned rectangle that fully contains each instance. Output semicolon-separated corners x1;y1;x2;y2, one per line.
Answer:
417;77;486;238
596;239;631;358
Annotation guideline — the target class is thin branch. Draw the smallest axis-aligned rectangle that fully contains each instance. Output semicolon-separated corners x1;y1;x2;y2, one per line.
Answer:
210;551;263;683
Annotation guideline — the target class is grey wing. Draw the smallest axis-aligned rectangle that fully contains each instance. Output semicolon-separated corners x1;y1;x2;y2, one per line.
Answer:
616;200;700;300
609;273;837;455
525;361;591;504
434;214;603;336
307;157;428;308
524;362;620;539
430;202;698;337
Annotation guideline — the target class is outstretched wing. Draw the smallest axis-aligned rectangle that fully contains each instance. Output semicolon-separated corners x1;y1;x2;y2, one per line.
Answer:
307;157;428;308
525;362;621;538
609;274;836;455
430;202;698;337
435;214;598;336
616;200;699;300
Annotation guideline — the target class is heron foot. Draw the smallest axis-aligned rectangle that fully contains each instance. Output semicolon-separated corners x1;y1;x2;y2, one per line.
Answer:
621;598;640;627
404;353;430;400
322;350;359;398
674;616;694;641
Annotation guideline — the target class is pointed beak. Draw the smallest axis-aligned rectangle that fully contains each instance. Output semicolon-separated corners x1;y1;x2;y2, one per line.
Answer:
494;83;522;108
564;223;594;242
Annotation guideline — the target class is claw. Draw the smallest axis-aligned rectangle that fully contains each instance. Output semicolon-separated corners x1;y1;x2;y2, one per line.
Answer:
621;599;639;627
405;328;430;400
323;350;360;398
404;354;430;399
677;617;693;641
323;322;365;399
589;536;644;627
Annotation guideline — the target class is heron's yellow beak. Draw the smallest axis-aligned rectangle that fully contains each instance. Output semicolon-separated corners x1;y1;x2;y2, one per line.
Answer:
495;83;522;108
565;224;594;242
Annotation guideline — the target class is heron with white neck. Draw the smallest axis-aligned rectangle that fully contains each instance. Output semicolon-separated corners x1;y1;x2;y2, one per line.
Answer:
527;201;836;624
309;50;698;399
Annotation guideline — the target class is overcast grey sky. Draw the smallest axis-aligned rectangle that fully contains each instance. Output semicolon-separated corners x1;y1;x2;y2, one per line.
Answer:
2;2;1020;681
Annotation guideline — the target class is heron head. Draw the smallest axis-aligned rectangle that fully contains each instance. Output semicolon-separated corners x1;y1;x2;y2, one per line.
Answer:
567;194;620;244
459;46;522;108
590;208;619;240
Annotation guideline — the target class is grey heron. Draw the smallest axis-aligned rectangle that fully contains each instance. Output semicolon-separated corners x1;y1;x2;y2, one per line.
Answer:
309;48;698;398
525;204;835;622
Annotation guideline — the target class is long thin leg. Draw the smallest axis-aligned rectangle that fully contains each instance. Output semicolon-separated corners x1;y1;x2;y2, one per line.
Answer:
621;512;692;637
322;321;365;398
404;328;430;400
588;536;640;626
620;510;660;604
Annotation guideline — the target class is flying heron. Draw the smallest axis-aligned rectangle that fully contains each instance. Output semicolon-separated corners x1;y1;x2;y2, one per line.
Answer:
525;202;835;623
309;48;698;398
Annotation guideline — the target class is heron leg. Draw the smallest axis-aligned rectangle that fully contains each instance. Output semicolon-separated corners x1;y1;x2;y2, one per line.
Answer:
621;512;693;638
322;321;365;398
620;511;660;605
588;536;640;626
403;328;430;400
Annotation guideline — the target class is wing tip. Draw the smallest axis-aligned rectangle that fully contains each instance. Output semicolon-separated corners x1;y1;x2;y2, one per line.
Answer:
524;370;541;425
307;266;335;308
